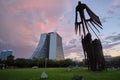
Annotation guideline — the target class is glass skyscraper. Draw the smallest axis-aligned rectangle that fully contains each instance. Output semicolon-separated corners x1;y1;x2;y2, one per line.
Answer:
0;50;13;60
32;32;64;60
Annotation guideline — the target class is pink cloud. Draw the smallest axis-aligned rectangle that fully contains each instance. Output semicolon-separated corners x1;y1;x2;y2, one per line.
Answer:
0;0;73;58
108;0;120;14
112;0;120;7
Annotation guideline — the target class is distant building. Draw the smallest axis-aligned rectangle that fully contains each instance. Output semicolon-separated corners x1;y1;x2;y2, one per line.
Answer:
0;50;13;61
104;55;112;62
32;32;64;60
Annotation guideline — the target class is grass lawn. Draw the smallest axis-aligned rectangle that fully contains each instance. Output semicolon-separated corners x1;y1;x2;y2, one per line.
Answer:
0;68;120;80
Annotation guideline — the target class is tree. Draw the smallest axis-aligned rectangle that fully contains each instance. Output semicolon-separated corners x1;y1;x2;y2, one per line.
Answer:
15;58;33;68
6;55;14;66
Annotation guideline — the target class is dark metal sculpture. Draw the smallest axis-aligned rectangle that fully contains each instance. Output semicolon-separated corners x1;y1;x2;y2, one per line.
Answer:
82;33;105;71
82;33;94;70
92;39;105;71
75;1;103;37
75;1;105;71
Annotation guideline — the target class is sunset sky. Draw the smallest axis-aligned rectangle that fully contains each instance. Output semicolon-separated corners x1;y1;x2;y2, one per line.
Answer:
0;0;120;61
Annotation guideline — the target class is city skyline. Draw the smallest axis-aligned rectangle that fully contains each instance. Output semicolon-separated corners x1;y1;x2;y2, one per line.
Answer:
0;0;120;61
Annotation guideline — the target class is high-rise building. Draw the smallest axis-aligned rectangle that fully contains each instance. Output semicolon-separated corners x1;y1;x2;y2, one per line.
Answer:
32;32;64;60
0;50;13;61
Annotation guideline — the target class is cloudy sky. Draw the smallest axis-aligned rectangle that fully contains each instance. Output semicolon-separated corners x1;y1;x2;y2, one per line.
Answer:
0;0;120;60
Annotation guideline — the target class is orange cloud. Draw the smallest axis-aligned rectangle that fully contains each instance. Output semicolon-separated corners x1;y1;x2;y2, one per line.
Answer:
36;21;46;31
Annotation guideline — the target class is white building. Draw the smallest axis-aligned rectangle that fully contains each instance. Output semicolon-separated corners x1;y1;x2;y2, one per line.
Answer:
32;32;64;60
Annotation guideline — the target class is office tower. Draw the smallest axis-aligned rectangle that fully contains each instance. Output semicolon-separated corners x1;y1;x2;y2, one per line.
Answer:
32;32;64;60
0;50;13;60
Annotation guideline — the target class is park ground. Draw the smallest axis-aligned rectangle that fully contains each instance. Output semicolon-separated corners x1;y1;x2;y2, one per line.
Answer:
0;68;120;80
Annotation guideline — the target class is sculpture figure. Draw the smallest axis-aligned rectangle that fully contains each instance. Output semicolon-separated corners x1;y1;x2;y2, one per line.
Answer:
75;1;105;71
75;1;103;37
82;33;95;71
82;33;105;71
92;39;105;71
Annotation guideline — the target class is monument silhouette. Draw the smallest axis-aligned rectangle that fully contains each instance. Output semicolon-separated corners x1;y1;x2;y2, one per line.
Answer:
75;1;105;71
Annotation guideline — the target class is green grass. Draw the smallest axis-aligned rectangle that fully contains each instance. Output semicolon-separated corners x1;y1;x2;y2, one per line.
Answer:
0;68;120;80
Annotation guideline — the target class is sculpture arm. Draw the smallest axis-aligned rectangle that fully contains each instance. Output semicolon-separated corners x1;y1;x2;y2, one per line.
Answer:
85;5;102;26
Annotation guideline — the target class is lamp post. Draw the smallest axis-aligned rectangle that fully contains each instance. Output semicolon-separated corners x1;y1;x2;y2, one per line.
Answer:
45;58;47;68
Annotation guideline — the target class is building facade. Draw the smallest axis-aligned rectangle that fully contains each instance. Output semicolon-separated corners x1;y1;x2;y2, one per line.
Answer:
0;50;13;61
32;32;64;60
